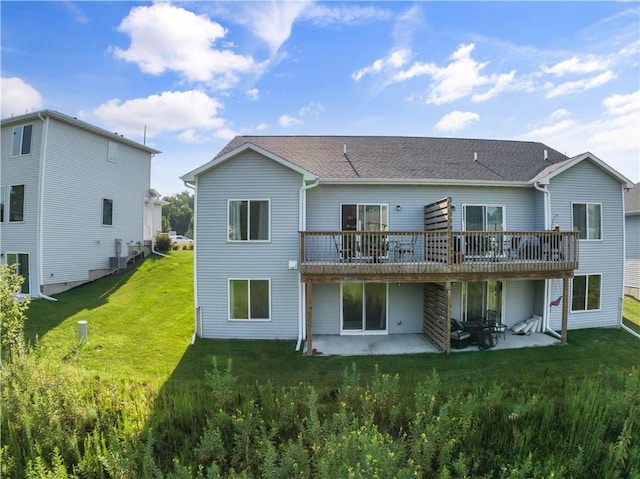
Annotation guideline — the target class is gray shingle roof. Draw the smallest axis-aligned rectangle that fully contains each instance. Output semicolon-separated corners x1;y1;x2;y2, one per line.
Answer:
216;135;569;182
625;182;640;215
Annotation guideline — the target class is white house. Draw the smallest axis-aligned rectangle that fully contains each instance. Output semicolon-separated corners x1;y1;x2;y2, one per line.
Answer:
1;110;162;297
625;182;640;300
182;136;633;353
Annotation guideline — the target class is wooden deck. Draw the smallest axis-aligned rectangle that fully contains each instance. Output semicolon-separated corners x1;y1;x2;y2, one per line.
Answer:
299;230;578;283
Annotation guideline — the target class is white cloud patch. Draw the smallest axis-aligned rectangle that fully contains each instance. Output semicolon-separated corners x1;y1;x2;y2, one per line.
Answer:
111;3;261;88
519;90;640;181
299;101;324;117
279;114;302;127
393;43;516;105
550;109;571;120
545;70;616;98
352;48;411;82
1;77;43;117
85;90;226;140
541;54;611;77
246;88;260;101
434;111;480;133
302;3;392;27
256;122;268;131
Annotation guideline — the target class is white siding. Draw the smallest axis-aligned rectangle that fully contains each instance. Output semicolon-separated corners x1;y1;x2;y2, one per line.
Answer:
0;120;43;295
625;215;639;298
41;119;151;286
195;152;303;339
547;160;625;329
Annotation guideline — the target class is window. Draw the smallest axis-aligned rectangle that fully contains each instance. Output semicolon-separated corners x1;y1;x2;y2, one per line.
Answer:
573;203;601;240
9;185;25;222
229;279;270;320
228;200;270;241
571;274;601;311
102;198;113;226
107;141;119;162
341;282;387;332
0;186;4;222
11;125;33;156
463;205;504;231
7;253;30;294
341;204;388;232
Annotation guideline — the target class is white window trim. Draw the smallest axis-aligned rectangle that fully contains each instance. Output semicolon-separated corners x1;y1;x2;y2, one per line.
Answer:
8;184;25;223
461;204;507;231
107;141;119;163
339;282;389;335
570;273;602;312
6;252;30;295
228;278;272;321
102;198;114;227
571;202;603;241
11;124;33;157
227;199;271;242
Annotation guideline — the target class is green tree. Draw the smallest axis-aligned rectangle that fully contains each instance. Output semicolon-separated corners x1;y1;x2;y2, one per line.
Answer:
0;264;29;360
161;191;194;237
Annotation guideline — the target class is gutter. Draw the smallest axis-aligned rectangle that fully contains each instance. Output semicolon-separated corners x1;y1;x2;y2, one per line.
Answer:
533;181;551;332
183;181;199;342
297;178;320;352
35;113;56;301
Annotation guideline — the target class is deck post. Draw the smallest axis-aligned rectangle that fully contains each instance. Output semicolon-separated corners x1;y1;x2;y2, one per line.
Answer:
446;281;452;354
561;276;569;345
305;282;313;355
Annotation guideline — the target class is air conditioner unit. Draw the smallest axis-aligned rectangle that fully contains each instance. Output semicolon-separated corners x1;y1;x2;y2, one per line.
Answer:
110;257;127;269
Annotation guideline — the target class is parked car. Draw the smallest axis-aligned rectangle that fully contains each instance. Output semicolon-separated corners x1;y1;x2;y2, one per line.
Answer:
170;235;193;245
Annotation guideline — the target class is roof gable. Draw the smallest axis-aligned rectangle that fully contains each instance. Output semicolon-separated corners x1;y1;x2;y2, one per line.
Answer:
531;152;634;188
181;142;317;184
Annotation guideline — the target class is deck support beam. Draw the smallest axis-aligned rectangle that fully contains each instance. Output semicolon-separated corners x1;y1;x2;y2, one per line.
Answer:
561;276;569;345
305;282;313;355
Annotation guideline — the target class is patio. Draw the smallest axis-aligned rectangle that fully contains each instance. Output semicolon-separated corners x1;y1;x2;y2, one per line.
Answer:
305;332;560;356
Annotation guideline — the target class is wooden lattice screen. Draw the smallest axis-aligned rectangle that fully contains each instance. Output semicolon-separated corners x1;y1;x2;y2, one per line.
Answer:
423;197;452;353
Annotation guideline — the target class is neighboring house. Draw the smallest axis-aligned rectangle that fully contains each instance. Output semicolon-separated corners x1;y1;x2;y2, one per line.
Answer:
181;136;633;353
625;182;640;300
1;110;161;297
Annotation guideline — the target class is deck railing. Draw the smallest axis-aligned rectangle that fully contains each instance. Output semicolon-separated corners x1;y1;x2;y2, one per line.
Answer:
299;230;578;279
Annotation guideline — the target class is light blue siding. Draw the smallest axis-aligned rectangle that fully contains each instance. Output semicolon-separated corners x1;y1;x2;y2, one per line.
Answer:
547;160;625;329
195;151;303;339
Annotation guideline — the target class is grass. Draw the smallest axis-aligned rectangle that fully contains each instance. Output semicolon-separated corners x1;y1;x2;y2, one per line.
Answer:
623;295;640;333
25;251;640;392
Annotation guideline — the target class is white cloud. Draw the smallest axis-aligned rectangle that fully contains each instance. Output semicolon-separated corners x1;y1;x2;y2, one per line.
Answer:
299;101;324;117
85;90;225;140
256;122;269;131
541;55;611;77
1;77;43;117
392;43;516;105
352;48;411;82
246;88;260;101
214;128;237;140
434;111;480;133
111;3;262;88
236;1;310;55
550;109;571;120
279;114;302;127
519;92;640;181
546;71;616;98
302;3;392;26
603;90;640;116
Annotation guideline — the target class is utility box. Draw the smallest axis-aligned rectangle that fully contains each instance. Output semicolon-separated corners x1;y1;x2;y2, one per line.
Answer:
110;257;127;268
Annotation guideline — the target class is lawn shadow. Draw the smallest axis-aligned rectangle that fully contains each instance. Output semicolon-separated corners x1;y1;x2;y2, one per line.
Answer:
24;255;157;345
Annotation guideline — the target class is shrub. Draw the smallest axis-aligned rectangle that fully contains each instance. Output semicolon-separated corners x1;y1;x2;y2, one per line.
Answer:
0;264;29;360
154;233;172;253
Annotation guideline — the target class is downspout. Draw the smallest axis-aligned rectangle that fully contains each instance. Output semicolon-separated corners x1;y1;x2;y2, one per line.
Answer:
297;177;320;351
183;181;198;344
534;181;551;333
36;113;57;301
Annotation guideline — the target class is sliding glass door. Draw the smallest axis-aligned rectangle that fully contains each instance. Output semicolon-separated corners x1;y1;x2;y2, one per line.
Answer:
463;280;502;322
341;283;387;333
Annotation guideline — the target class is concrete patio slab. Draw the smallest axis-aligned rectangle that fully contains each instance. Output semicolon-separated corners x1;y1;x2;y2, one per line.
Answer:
306;332;560;356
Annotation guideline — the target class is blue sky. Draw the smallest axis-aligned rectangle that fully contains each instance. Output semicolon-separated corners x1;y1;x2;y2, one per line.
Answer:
2;1;638;195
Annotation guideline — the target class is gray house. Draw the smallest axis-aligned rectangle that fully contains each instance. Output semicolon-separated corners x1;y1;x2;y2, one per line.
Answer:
625;183;640;300
1;110;161;297
182;136;633;353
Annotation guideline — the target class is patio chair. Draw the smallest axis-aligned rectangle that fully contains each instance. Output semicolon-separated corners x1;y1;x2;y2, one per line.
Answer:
450;318;472;349
334;234;356;261
485;310;507;341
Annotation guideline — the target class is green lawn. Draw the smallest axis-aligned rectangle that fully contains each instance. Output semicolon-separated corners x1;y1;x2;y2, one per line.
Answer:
26;251;640;392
